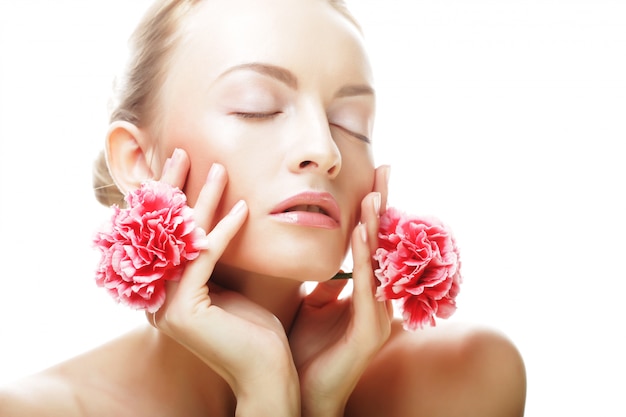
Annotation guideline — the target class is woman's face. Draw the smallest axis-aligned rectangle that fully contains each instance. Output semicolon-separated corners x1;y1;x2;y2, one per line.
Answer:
153;0;376;281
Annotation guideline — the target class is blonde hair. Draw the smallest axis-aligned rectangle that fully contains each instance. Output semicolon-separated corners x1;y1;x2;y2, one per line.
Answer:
93;0;358;207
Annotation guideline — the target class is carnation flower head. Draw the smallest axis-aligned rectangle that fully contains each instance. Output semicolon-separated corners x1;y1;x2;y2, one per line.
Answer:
374;207;462;331
93;181;207;313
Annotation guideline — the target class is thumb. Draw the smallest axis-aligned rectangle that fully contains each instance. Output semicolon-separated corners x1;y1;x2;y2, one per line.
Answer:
303;279;349;309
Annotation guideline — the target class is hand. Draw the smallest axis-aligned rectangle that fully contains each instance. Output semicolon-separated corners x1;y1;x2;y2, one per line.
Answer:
288;166;393;417
147;149;299;415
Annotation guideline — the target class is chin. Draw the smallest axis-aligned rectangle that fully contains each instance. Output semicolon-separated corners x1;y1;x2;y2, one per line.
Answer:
283;261;343;282
215;256;343;284
259;251;345;281
216;219;350;279
221;238;347;282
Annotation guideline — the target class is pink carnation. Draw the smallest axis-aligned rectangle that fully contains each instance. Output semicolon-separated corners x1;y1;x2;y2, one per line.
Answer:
374;207;462;331
93;181;207;313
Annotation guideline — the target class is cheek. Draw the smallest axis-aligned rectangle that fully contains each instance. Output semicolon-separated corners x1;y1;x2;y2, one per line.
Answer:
181;140;257;220
161;142;259;225
345;146;375;191
161;133;223;208
340;149;376;222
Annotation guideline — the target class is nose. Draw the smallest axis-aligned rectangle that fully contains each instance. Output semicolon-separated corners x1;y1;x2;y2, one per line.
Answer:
287;107;342;179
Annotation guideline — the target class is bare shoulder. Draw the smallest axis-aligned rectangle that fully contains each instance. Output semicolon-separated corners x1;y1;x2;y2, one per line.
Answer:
0;326;159;417
0;372;83;417
347;320;527;417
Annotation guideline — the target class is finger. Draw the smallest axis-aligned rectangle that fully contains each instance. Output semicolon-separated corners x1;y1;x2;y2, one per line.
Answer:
176;200;248;297
385;298;394;320
372;165;390;216
304;279;348;308
351;223;391;342
145;310;159;329
351;223;377;304
149;278;184;324
160;148;190;189
207;283;285;332
360;192;381;254
192;163;227;231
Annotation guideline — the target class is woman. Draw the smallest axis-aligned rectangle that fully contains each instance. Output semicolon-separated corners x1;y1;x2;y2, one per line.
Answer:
0;0;526;415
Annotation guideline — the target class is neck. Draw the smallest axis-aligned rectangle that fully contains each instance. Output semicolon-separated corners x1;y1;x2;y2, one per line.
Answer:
142;267;304;415
212;263;307;331
146;266;308;414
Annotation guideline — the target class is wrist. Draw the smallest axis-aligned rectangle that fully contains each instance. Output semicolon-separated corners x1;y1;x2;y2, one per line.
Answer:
236;382;300;417
301;399;345;417
235;361;300;417
300;380;353;417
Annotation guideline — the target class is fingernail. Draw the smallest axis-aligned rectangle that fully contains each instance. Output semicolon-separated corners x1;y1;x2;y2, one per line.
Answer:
384;165;391;188
162;157;172;175
172;148;183;162
207;163;223;182
359;223;368;243
230;200;247;215
372;192;381;216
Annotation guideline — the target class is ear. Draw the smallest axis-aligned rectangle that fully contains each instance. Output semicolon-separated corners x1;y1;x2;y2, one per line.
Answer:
105;121;155;194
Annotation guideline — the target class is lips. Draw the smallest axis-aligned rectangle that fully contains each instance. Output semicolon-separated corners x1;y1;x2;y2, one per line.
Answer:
270;191;341;228
284;204;328;215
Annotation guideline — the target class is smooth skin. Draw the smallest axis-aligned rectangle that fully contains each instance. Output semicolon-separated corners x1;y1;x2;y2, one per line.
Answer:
0;0;526;415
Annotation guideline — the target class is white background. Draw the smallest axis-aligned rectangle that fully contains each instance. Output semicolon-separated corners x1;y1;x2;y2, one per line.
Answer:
1;1;625;415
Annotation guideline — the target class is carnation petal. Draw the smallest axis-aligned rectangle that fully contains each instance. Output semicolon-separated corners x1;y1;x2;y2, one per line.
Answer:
93;181;206;313
375;207;462;330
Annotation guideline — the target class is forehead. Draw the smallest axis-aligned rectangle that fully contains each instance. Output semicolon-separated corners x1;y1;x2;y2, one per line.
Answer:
166;0;372;90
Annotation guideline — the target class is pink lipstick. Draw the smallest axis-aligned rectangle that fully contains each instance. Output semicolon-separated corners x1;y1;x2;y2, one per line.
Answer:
270;191;340;229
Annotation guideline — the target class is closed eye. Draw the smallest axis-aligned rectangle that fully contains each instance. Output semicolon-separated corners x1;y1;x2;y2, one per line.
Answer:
331;123;371;144
233;111;282;119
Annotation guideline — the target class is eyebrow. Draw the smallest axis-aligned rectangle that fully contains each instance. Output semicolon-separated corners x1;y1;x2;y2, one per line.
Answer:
335;84;375;98
218;63;298;89
218;62;375;98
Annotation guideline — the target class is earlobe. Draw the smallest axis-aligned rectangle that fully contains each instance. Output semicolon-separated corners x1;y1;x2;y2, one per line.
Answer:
105;121;155;194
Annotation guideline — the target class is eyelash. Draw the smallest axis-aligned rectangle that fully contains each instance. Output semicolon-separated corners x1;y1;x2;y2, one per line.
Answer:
331;124;371;144
233;112;281;119
232;114;370;143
